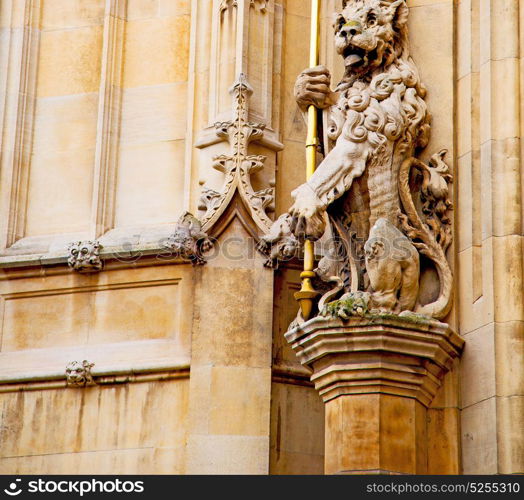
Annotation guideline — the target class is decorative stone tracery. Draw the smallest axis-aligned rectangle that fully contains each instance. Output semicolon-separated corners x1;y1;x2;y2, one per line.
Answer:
167;0;280;267
219;0;268;14
198;73;275;234
180;71;278;266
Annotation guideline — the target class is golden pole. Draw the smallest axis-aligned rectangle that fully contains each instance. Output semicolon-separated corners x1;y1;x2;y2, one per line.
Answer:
294;0;321;321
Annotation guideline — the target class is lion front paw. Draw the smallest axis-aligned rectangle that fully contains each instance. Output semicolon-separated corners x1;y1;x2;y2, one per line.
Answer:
290;184;323;217
294;65;337;111
289;185;326;240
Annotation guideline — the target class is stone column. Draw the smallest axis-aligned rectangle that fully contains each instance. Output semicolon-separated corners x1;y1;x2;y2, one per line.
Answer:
286;316;463;474
182;0;283;474
185;229;274;474
456;0;524;474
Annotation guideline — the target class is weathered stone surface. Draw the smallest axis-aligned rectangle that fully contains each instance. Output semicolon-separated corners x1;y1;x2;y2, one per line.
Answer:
0;380;189;474
285;313;463;474
286;315;463;406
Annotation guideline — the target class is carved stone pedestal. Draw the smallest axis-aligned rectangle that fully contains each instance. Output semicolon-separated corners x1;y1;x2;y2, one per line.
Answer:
285;315;464;475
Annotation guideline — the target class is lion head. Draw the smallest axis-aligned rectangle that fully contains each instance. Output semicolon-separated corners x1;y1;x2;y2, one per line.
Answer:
65;360;94;387
334;0;409;76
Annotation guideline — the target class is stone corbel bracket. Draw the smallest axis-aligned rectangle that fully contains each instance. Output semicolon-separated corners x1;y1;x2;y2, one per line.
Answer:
65;360;96;388
285;315;464;407
195;73;283;237
67;240;103;273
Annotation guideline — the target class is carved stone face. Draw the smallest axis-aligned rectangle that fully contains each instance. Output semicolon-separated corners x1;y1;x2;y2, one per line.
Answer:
65;361;91;386
334;0;408;75
67;241;102;272
279;237;298;259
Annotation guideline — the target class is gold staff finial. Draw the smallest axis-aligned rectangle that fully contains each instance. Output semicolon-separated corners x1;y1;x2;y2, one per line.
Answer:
294;0;322;321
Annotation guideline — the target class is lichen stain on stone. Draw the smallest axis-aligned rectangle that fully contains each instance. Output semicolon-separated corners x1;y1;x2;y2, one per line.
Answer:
320;294;434;326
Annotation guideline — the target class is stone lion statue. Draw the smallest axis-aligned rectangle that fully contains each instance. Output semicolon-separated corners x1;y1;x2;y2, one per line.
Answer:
261;0;454;320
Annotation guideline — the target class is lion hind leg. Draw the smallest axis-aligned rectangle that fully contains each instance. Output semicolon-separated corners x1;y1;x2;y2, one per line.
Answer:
398;251;420;312
365;218;421;314
370;287;401;312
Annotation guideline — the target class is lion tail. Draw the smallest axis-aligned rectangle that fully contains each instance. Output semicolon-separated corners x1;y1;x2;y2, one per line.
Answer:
398;155;454;320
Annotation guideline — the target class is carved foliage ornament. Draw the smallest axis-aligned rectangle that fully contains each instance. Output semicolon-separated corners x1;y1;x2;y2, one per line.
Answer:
65;360;95;387
263;0;454;321
67;241;103;273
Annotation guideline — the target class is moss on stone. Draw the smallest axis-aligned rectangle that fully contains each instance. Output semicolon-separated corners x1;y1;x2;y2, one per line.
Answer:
365;311;432;325
321;293;433;325
321;292;370;319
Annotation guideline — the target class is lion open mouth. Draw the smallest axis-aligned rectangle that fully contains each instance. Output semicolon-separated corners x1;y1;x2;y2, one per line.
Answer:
343;44;378;69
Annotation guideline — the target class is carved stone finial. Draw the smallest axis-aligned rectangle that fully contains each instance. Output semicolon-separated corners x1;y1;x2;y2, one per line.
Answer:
65;360;95;387
67;241;103;273
165;212;213;266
